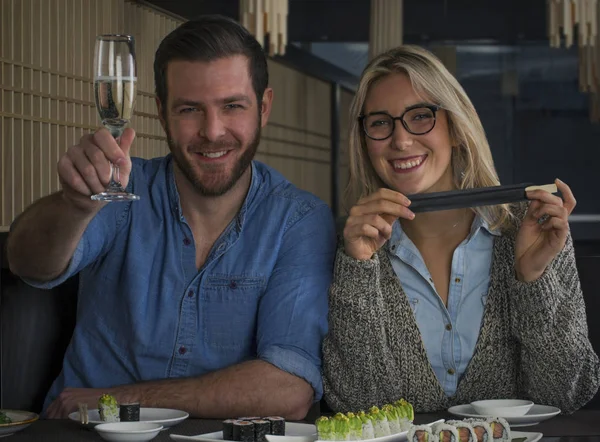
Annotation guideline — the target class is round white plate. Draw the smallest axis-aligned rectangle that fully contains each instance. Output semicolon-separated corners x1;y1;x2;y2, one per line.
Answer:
69;407;188;428
0;409;39;438
447;404;561;427
96;422;163;442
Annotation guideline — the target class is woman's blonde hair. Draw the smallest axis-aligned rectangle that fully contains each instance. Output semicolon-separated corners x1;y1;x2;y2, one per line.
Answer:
346;45;513;232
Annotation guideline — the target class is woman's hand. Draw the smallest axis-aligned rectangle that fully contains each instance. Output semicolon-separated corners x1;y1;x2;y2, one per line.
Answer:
514;179;576;282
343;188;415;260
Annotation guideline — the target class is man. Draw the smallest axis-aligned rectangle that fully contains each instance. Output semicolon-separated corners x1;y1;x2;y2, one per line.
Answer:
6;15;336;420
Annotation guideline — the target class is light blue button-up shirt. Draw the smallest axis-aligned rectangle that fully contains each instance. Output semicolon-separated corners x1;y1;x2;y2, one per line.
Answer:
386;216;500;396
20;155;336;412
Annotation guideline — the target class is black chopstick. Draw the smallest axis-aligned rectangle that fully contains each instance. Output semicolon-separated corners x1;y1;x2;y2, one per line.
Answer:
406;183;559;213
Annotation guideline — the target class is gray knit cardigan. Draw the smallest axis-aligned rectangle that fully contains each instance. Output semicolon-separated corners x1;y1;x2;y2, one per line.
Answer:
322;207;600;414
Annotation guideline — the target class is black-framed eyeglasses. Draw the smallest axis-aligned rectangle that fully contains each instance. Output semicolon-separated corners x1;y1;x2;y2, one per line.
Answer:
359;104;441;140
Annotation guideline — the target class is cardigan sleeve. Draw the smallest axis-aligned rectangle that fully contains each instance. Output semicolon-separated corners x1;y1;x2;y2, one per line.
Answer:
510;231;600;413
322;245;393;413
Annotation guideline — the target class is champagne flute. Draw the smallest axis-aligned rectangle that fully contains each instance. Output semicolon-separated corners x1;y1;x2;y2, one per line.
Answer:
91;34;140;201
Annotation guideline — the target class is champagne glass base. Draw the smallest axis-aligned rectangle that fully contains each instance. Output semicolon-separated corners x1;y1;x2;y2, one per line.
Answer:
91;189;140;202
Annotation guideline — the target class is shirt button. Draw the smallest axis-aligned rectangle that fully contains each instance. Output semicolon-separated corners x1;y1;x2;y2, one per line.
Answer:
448;368;455;375
445;323;452;331
217;243;226;251
187;290;194;298
183;238;191;246
178;346;186;355
229;280;238;289
455;277;461;283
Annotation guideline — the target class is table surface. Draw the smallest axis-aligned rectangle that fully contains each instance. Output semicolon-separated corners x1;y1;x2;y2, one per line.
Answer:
5;409;600;442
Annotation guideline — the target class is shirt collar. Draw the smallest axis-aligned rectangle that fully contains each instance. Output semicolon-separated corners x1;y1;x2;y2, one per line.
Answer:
167;155;261;230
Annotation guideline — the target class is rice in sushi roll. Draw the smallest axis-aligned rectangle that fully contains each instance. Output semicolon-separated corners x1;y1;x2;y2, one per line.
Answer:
382;404;402;434
346;413;364;440
408;425;438;442
432;422;460;442
357;411;375;440
98;394;119;423
445;420;477;442
369;406;391;437
481;417;511;442
463;420;493;442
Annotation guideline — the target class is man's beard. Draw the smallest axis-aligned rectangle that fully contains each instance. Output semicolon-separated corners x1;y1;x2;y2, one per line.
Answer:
166;124;261;197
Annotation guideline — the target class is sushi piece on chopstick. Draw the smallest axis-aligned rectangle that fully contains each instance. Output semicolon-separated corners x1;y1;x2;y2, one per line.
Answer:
406;183;559;213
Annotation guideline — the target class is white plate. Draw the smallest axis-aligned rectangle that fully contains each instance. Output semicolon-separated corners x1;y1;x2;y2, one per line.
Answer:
95;422;163;442
170;420;445;442
0;409;39;438
447;404;561;427
511;431;543;442
69;407;189;428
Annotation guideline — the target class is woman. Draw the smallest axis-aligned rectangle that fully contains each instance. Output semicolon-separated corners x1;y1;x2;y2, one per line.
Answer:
322;45;600;414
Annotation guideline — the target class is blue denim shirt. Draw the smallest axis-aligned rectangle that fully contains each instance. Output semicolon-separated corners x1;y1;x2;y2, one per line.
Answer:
23;155;336;412
386;216;500;396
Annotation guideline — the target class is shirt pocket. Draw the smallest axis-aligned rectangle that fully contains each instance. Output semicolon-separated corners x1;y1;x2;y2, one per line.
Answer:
201;273;266;353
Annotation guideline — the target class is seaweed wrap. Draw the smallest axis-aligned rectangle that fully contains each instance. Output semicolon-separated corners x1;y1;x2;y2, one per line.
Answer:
119;402;140;422
233;420;255;442
223;419;237;440
252;419;271;442
265;416;286;435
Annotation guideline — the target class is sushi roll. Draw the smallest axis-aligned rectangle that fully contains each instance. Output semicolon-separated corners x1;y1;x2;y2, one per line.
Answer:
356;411;375;440
316;416;335;441
119;402;140;422
445;420;477;442
382;404;401;434
265;416;286;435
432;422;460;442
407;425;438;442
332;413;351;441
233;420;255;442
394;399;414;431
239;417;262;422
98;394;119;423
368;406;391;437
463;420;493;442
346;412;364;440
223;419;237;440
252;419;271;442
482;418;511;442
